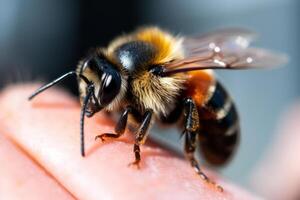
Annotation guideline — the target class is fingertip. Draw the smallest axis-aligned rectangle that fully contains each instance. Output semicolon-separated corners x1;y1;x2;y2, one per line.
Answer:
0;83;260;200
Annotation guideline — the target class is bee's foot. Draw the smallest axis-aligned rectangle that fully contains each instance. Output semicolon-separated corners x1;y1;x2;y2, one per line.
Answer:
216;184;224;192
199;173;224;192
208;181;224;192
128;160;141;169
95;134;107;142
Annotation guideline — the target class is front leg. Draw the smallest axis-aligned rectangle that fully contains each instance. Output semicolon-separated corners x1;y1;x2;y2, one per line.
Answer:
129;109;153;168
95;105;134;141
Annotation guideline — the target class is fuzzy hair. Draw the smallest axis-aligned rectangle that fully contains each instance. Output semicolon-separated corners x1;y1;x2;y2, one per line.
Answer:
131;72;186;117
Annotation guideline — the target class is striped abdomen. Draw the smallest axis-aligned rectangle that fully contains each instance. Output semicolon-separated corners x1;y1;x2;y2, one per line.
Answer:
185;71;240;166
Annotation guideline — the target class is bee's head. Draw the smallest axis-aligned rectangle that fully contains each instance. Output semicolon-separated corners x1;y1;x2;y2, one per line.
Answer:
80;53;122;113
27;52;123;157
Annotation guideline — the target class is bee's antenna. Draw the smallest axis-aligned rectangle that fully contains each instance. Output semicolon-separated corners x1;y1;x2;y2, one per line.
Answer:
80;84;94;157
28;71;77;100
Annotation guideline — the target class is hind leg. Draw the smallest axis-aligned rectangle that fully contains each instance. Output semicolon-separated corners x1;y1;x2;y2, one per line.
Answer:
182;98;223;191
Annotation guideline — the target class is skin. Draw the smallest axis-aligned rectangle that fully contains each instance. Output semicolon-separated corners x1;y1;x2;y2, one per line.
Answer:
0;84;260;200
0;134;75;200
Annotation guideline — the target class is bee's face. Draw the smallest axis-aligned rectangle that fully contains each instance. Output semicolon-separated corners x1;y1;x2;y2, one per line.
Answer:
80;54;122;112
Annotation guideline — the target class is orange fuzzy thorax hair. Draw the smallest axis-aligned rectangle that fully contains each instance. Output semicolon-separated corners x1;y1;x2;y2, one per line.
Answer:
135;27;184;64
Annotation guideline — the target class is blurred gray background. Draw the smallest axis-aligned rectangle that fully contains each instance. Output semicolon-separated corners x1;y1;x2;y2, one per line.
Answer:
0;0;299;195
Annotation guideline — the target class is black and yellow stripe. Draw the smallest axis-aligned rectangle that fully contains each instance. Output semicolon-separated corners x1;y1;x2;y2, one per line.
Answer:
198;81;240;166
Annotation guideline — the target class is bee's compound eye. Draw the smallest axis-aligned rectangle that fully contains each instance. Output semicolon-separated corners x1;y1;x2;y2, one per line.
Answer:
99;70;121;106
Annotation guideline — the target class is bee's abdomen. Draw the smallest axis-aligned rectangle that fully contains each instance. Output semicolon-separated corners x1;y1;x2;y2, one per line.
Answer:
197;81;240;166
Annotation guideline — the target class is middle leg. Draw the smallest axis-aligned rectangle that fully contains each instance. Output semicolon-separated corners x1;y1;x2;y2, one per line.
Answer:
129;109;153;168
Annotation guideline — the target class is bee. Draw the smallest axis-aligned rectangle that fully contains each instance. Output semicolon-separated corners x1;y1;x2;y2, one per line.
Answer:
28;27;286;189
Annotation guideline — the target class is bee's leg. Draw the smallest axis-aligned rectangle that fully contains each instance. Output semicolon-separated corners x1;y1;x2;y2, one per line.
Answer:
184;131;208;179
95;106;134;141
128;109;153;168
85;90;102;118
183;98;223;191
183;98;206;178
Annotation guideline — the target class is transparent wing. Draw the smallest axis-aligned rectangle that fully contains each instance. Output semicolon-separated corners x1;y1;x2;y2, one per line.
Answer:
183;27;256;55
163;28;287;76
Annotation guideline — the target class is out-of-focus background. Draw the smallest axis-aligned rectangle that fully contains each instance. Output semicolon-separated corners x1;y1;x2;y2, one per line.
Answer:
0;0;299;196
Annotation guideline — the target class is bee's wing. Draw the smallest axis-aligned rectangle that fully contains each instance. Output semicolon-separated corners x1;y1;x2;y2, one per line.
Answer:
163;28;287;76
183;27;256;54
